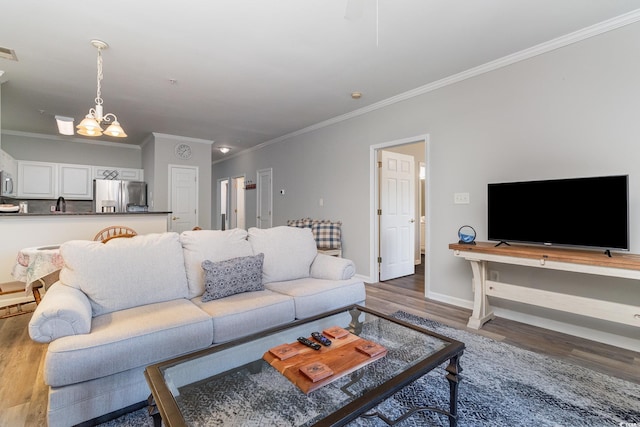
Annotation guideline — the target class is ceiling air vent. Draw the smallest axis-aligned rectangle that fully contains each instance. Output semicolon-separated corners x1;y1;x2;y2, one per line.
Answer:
0;46;18;61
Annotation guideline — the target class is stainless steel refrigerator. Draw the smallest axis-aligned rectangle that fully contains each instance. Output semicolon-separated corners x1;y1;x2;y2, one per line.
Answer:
93;179;148;212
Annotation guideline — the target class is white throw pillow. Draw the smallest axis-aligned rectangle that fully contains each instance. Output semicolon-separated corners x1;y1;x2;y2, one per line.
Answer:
59;232;189;316
180;228;254;298
248;226;317;284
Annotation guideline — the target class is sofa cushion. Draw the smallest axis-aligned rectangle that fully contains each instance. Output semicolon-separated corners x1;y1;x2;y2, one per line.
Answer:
311;220;342;249
201;253;264;302
180;228;254;298
59;233;189;316
247;226;317;284
44;299;213;387
265;277;365;319
191;290;295;343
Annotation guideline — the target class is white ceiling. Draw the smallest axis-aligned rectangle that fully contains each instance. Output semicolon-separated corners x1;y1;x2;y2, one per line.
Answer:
1;0;640;161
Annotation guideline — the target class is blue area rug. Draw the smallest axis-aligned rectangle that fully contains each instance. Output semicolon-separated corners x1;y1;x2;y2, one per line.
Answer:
99;311;640;426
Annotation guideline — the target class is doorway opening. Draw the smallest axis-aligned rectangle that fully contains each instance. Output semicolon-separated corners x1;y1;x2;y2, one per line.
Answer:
370;135;429;296
230;175;246;229
217;177;229;230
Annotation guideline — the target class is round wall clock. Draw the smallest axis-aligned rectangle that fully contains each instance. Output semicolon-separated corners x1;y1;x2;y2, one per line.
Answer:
175;143;192;160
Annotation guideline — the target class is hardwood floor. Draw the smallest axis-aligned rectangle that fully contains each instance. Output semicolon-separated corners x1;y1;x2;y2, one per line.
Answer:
1;264;639;426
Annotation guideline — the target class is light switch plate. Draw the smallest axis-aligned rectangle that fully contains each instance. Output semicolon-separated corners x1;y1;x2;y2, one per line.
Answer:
454;193;470;204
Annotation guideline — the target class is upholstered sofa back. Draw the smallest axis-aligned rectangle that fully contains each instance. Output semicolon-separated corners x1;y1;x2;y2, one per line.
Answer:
59;232;189;316
180;228;254;298
247;226;317;284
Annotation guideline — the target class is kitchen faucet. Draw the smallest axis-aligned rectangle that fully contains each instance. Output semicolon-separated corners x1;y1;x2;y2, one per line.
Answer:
55;196;66;212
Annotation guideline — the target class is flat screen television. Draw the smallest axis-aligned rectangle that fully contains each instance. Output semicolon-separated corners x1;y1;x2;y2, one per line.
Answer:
487;175;629;251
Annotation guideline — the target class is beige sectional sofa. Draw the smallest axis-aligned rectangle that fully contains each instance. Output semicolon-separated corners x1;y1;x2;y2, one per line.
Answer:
28;226;365;427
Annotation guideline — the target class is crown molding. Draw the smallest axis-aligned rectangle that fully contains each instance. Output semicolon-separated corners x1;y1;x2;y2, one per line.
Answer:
1;129;141;149
151;132;214;145
212;9;640;165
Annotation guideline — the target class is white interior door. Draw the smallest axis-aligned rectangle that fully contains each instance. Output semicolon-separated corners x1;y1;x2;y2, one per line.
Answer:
379;150;415;281
231;176;246;229
169;165;198;233
256;168;273;229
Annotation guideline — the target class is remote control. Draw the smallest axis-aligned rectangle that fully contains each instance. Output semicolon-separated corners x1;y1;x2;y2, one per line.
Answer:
311;332;332;346
297;337;321;350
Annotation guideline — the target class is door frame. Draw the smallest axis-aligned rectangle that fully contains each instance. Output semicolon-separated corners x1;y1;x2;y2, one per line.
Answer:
370;134;431;295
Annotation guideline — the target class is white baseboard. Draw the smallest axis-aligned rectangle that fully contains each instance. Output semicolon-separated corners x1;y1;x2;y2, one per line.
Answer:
427;291;640;353
356;273;375;284
427;291;474;310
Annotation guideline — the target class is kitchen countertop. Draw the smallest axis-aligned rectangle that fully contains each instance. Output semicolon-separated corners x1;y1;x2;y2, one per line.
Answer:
0;211;171;217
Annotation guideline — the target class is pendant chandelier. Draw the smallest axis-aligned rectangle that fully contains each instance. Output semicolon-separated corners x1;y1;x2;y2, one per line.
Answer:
75;40;127;138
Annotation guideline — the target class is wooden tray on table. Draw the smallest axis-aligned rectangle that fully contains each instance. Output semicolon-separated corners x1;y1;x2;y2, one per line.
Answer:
262;327;387;394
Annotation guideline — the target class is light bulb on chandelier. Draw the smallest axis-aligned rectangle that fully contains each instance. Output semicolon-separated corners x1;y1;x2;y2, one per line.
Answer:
74;40;127;138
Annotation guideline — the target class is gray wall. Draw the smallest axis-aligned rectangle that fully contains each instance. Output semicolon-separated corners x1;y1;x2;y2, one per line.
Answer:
143;133;213;229
1;131;141;166
212;22;640;348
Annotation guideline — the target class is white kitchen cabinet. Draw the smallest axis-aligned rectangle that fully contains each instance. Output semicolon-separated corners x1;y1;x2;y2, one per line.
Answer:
119;168;143;181
58;164;93;199
93;166;143;181
18;161;57;198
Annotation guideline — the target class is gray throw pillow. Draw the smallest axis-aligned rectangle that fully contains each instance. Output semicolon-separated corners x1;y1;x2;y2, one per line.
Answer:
201;253;264;302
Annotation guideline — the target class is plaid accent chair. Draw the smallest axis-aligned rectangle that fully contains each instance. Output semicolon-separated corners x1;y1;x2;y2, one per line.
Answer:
288;218;342;257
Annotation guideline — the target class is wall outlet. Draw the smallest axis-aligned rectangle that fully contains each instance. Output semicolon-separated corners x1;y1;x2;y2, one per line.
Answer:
488;270;500;282
454;192;470;204
50;205;56;212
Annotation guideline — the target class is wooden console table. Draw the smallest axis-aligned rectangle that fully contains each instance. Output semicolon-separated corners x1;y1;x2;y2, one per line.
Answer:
449;242;640;330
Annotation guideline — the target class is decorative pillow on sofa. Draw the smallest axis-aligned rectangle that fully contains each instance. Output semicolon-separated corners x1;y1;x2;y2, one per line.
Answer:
201;253;264;302
311;220;342;249
180;228;254;298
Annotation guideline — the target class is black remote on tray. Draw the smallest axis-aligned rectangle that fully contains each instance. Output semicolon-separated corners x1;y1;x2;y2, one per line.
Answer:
297;337;321;350
311;332;332;346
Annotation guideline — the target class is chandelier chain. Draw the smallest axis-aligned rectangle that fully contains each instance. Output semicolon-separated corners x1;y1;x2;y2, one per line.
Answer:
95;48;104;106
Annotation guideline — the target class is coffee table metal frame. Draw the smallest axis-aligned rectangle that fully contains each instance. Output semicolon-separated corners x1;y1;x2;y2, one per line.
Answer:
144;305;465;426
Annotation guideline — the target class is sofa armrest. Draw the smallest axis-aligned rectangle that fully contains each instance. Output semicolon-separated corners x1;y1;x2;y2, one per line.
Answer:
310;253;356;280
29;282;92;343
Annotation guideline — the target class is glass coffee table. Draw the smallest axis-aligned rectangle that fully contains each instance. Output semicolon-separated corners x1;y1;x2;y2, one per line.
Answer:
144;305;464;426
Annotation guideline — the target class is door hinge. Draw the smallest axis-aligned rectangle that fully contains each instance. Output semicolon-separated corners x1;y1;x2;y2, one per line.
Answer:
377;209;382;215
378;161;382;168
377;256;382;264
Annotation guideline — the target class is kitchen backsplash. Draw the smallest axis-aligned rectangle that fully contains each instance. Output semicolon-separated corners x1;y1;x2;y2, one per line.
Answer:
0;198;93;214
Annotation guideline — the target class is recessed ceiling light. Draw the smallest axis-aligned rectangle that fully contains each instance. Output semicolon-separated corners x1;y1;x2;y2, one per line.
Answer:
351;91;362;99
55;116;75;135
0;46;18;61
219;147;230;154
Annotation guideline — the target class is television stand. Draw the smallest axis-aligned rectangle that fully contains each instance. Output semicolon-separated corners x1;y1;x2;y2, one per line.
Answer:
449;242;640;330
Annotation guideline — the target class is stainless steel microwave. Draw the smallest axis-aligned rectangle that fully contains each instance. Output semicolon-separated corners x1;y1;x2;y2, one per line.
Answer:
0;170;15;197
